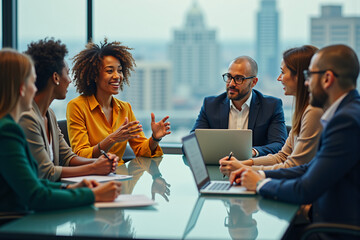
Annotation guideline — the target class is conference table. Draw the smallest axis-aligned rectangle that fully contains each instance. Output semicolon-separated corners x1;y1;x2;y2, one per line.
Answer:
0;154;299;239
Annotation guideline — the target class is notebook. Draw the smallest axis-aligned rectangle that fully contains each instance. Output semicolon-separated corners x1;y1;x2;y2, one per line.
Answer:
61;173;132;183
182;133;255;195
194;129;252;165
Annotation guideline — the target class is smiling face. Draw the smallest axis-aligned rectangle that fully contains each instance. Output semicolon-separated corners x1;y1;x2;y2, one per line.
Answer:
97;55;123;96
277;60;297;96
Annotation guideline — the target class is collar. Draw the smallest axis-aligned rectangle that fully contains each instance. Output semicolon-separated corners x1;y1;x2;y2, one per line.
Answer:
321;92;348;123
229;91;252;111
88;95;121;112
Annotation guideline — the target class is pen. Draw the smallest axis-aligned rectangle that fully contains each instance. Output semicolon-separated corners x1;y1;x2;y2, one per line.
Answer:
223;151;233;178
100;149;110;160
100;149;116;173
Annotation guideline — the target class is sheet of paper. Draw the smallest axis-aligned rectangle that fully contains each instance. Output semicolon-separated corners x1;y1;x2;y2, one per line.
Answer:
94;194;156;208
61;173;132;183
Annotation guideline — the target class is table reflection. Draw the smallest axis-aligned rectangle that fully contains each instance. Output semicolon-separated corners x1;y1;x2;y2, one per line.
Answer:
116;156;171;202
223;198;259;240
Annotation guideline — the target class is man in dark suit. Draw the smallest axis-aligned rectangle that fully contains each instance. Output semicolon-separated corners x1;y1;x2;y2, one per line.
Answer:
230;45;360;239
191;56;287;157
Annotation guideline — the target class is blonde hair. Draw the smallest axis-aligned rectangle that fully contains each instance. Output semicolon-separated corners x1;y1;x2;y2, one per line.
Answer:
0;48;33;118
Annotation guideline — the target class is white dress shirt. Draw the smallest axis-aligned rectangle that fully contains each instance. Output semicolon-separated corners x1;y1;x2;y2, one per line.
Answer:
228;92;252;130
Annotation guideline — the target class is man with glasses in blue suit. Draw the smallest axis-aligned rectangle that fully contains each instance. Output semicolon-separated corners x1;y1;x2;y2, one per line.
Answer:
230;45;360;240
191;56;287;157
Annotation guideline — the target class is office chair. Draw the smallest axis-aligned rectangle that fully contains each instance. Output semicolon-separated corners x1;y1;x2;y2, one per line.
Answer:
57;119;70;146
286;125;292;135
300;223;360;240
57;119;135;161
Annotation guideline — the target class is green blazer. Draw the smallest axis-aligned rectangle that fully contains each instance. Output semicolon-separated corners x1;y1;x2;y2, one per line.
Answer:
0;114;94;212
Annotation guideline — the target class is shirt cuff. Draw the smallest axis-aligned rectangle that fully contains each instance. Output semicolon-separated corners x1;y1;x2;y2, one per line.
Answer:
256;178;271;193
258;170;266;178
253;148;259;157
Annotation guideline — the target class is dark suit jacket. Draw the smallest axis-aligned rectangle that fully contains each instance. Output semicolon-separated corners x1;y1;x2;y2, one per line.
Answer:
191;89;287;156
261;90;360;226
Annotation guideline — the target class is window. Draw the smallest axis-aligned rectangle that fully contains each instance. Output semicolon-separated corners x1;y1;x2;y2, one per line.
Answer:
18;0;87;119
7;0;360;143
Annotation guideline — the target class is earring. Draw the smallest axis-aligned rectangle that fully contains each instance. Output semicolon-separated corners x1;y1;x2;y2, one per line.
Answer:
56;82;59;86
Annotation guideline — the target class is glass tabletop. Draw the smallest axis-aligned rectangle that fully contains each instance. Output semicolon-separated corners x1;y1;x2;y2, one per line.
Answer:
0;154;298;240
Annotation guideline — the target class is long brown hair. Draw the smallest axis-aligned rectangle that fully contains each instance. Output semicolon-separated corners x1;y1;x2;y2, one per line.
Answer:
283;45;318;135
0;49;33;118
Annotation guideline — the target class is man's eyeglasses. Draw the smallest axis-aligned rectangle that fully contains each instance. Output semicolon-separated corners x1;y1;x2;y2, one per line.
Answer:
222;73;255;85
303;69;339;80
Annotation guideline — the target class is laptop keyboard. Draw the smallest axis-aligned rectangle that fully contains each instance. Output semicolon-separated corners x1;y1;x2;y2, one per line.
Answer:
208;182;231;191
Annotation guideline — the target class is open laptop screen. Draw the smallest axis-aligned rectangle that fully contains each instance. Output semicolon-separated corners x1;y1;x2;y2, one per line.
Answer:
182;134;210;188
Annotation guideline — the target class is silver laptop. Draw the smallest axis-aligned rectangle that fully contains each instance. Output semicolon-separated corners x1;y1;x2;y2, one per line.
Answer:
182;133;255;195
195;129;252;165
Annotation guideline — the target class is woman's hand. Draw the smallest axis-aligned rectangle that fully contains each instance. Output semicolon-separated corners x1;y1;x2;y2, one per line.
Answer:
92;181;122;202
150;113;171;140
111;117;143;143
92;153;119;174
68;179;100;189
219;156;250;177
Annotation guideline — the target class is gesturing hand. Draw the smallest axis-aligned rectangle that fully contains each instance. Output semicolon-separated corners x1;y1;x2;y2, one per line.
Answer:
111;117;143;143
151;113;171;140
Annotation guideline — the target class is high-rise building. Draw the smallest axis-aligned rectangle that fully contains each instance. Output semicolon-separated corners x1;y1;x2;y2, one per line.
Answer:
121;61;172;111
256;0;279;87
169;1;220;100
311;5;360;55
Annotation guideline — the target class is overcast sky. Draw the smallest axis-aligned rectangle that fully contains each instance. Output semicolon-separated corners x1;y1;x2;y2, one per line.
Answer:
16;0;360;43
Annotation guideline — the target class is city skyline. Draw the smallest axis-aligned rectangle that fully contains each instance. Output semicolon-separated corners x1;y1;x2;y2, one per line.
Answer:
15;0;360;44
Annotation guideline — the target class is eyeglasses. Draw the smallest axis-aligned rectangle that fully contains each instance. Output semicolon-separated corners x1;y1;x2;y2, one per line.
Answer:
303;69;339;80
222;73;255;85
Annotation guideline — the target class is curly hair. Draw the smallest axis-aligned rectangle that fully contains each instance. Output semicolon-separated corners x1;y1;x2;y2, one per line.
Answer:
24;38;68;93
72;39;136;96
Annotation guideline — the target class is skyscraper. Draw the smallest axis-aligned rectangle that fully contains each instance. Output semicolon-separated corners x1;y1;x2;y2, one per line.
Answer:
121;61;172;111
311;5;360;55
169;1;220;101
256;0;279;88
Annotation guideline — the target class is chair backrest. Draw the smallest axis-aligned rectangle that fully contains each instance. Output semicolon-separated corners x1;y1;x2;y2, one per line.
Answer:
300;223;360;240
56;119;135;160
286;125;291;135
57;119;70;146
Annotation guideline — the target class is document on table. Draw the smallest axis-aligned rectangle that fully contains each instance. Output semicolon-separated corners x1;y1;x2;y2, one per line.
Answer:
61;173;132;183
95;194;156;208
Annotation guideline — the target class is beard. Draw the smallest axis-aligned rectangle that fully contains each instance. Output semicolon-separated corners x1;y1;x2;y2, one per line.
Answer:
310;81;328;108
226;82;252;101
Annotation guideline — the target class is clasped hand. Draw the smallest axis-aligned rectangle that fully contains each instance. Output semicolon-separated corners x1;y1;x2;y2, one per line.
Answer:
93;152;119;174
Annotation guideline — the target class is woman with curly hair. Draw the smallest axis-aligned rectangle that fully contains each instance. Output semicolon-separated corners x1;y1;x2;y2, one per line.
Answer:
67;39;171;161
19;38;118;182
